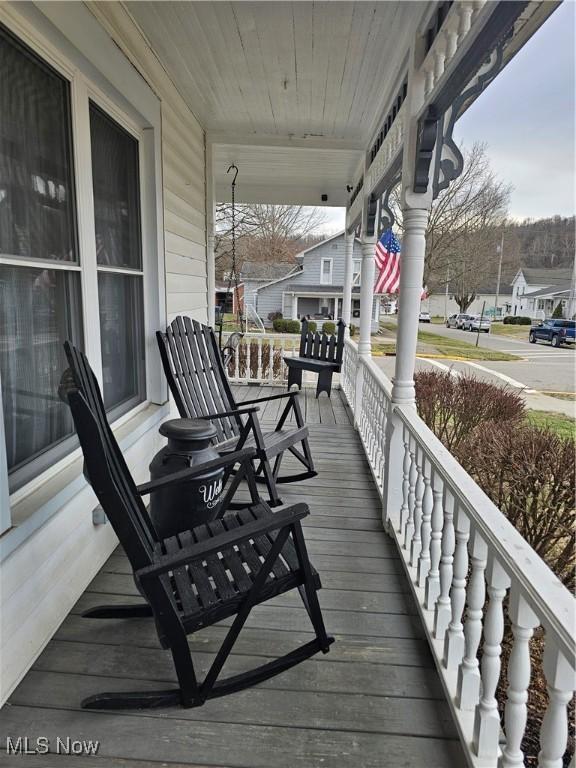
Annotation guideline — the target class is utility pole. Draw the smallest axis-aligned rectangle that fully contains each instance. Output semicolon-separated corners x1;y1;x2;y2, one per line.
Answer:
568;250;576;320
494;233;504;319
444;264;450;321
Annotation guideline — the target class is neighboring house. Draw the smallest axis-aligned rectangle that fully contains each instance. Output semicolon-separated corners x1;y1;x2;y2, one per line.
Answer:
427;280;513;318
510;267;575;319
252;232;381;331
240;262;299;315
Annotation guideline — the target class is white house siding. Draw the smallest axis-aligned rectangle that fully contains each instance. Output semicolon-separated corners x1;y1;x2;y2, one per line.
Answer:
0;2;207;704
427;293;512;318
90;3;207;323
242;280;261;312
298;234;363;284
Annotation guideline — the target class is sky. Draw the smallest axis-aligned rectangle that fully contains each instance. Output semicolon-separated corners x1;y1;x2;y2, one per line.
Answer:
318;1;575;233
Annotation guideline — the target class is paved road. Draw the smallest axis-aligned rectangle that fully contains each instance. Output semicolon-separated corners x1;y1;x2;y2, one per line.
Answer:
375;319;576;417
383;318;576;394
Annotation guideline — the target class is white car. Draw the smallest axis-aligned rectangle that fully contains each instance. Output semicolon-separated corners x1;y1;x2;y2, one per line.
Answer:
464;315;491;333
419;311;431;323
446;313;471;329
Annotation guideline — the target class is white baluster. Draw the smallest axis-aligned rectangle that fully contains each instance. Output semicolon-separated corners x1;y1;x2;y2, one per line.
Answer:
268;337;274;384
458;2;474;39
537;643;575;768
443;506;470;669
280;338;287;382
404;436;417;549
234;339;240;381
257;336;263;381
433;37;447;82
417;455;433;587
423;60;435;96
425;467;443;609
457;530;487;710
499;591;539;768
473;557;510;759
434;491;455;640
409;445;424;567
399;427;411;534
446;28;459;60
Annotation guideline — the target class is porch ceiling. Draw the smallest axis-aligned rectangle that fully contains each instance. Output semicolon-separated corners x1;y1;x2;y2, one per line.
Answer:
125;1;426;205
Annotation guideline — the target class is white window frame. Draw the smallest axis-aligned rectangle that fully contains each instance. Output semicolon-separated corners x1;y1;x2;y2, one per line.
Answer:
352;258;361;285
0;5;166;526
320;257;333;285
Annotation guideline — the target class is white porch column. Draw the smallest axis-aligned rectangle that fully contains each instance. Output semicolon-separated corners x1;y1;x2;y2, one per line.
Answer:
391;207;429;405
206;142;216;326
292;295;298;320
342;231;355;332
358;235;377;356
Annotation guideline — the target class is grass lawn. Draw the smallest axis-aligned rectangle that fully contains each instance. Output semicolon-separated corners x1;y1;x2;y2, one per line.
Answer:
540;391;576;401
377;322;520;361
526;410;576;439
489;323;531;338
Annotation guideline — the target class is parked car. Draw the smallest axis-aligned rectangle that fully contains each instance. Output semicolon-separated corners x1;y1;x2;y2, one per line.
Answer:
464;315;491;333
446;313;472;329
529;319;576;347
419;311;431;323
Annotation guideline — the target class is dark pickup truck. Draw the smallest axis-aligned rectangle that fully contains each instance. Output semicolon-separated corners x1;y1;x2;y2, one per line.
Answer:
529;319;576;347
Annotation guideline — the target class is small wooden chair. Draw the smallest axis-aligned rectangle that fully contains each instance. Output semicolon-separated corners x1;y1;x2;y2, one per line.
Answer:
59;342;333;710
157;316;317;507
284;320;346;397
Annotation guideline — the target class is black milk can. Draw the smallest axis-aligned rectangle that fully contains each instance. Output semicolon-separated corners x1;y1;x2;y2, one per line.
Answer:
149;418;224;538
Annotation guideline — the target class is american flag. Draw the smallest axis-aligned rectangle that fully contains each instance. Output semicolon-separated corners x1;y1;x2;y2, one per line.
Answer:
375;228;401;294
374;228;427;298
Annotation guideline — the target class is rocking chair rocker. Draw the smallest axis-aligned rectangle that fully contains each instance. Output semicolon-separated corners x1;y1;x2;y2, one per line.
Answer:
59;342;333;710
157;316;317;506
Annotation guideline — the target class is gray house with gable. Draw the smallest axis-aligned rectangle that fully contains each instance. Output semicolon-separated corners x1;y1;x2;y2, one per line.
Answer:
245;232;380;331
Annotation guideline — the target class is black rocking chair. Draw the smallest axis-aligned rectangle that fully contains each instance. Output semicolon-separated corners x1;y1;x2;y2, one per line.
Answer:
59;341;333;710
157;316;317;507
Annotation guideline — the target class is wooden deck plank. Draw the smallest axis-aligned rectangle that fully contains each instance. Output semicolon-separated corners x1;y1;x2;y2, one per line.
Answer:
4;387;464;767
0;705;464;768
11;671;458;738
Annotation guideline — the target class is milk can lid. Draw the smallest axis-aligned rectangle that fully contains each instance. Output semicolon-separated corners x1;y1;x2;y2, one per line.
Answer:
159;418;217;442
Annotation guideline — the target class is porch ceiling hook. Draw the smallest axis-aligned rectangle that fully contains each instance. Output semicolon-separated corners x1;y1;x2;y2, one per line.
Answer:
220;163;243;349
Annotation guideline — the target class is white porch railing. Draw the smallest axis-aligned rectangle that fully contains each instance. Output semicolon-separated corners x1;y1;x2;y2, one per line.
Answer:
223;332;300;385
341;337;576;768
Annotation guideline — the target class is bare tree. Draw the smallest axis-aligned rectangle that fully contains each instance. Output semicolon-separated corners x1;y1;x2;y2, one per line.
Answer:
215;204;328;277
390;143;513;310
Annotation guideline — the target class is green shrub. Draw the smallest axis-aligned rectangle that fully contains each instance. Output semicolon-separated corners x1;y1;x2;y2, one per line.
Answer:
552;302;564;319
306;320;317;333
503;315;531;325
285;319;301;334
349;324;357;337
272;318;287;332
268;311;283;322
322;321;336;335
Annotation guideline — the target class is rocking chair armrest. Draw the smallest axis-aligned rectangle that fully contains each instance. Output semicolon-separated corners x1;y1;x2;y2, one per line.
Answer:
136;503;310;581
136;447;257;496
196;406;260;421
242;391;300;405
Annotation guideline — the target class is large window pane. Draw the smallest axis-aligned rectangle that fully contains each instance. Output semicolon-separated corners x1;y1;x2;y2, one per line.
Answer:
98;272;145;413
90;103;141;269
0;266;82;481
0;25;77;263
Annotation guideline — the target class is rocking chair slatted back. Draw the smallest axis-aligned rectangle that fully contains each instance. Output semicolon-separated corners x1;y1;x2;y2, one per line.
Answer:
299;320;345;365
157;317;240;442
61;342;158;567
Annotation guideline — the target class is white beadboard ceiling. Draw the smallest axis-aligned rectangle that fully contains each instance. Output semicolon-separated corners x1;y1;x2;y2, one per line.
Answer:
126;1;425;204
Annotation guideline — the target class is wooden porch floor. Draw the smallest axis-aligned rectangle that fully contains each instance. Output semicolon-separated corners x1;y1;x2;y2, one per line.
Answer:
2;386;464;767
